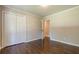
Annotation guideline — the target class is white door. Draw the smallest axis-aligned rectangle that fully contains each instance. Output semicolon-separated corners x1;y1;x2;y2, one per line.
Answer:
2;11;17;47
16;14;26;43
2;11;27;47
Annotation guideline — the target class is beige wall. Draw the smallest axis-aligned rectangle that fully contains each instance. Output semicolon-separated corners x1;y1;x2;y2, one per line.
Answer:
0;6;2;49
51;27;79;46
44;6;79;47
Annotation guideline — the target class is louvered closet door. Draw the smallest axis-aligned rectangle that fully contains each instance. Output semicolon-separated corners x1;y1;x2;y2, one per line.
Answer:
16;14;26;43
2;11;17;47
27;16;35;40
2;11;27;47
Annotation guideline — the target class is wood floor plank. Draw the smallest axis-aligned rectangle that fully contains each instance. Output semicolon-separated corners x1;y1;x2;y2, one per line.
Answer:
0;38;79;54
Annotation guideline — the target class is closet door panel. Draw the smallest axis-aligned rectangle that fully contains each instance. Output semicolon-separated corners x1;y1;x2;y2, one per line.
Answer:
16;14;26;43
27;16;35;40
3;11;16;47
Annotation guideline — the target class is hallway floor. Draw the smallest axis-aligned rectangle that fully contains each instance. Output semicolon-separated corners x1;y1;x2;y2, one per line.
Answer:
0;39;79;54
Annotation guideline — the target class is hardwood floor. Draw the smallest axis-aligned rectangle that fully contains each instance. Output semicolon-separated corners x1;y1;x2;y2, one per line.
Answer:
0;38;79;54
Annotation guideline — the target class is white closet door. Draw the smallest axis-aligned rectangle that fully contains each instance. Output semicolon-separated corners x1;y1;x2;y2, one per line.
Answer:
16;14;26;43
27;16;35;41
3;11;27;47
3;11;17;47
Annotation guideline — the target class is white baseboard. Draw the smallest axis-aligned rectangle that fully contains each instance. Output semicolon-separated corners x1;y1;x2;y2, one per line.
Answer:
50;38;79;47
1;37;41;49
23;37;41;43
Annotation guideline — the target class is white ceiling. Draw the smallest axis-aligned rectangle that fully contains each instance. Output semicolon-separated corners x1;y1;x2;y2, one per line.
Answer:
6;5;77;17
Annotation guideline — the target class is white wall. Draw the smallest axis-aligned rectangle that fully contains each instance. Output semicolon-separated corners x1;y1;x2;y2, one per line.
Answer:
2;6;42;48
44;6;79;47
